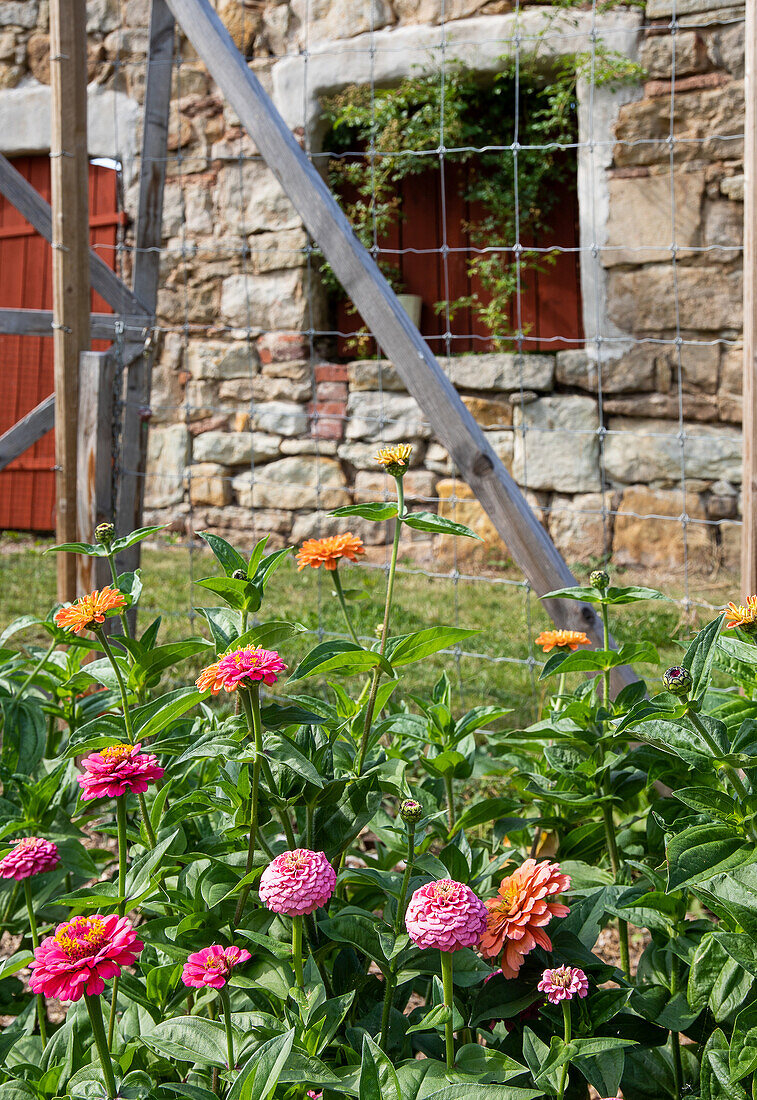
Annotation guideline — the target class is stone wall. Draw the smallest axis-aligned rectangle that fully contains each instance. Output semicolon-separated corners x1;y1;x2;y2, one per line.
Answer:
0;0;746;574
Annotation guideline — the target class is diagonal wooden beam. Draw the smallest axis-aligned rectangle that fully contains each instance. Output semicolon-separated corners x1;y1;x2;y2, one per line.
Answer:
0;395;55;473
0;153;151;321
164;0;634;681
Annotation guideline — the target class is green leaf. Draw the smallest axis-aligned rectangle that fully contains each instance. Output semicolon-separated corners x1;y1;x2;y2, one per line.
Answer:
132;687;202;738
730;1001;757;1081
540;641;657;680
423;1089;543;1100
701;1028;748;1100
197;607;240;652
331;502;399;521
198;531;247;576
667;824;756;892
111;525;166;553
403;511;482;539
236;620;305;652
289;640;394;681
45;540;104;557
542;584;665;604
196;576;254;612
358;1034;401;1100
141;1016;233;1067
675;786;740;824
227;1028;295;1100
684;612;726;700
385;626;478;667
405;1003;452;1034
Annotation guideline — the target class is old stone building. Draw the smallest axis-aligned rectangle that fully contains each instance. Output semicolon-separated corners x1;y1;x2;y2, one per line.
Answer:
0;0;745;572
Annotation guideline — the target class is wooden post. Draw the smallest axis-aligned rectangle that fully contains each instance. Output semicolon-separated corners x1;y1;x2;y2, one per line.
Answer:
50;0;91;601
77;351;116;594
743;0;757;598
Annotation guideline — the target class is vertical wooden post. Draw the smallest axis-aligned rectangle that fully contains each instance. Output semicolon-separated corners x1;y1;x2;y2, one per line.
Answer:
77;351;116;595
743;0;757;596
50;0;91;601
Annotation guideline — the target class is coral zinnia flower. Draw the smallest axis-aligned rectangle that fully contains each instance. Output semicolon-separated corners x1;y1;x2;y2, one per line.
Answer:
78;743;163;801
725;596;757;633
374;443;413;475
405;878;488;952
181;945;251;989
29;914;143;1001
535;630;590;653
259;849;336;916
296;532;365;572
537;964;588;1004
481;858;570;979
53;586;127;634
0;837;59;881
196;646;287;694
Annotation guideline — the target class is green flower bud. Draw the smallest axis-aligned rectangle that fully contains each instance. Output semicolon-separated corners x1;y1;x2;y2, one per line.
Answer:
400;798;423;824
589;569;610;591
94;522;115;545
663;665;692;696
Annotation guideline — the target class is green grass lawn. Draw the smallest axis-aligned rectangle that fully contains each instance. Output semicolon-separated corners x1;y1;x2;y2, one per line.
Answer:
0;534;739;727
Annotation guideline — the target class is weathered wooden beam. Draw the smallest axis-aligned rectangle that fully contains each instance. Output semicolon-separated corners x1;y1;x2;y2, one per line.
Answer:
0;308;150;341
163;0;635;682
77;351;116;593
0;395;55;473
743;0;757;598
0;155;151;322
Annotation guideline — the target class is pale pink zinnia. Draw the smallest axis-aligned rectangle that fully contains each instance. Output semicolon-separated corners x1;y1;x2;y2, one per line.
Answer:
77;743;164;801
259;849;336;916
196;646;287;694
481;858;571;979
537;965;589;1004
181;945;251;989
405;878;488;953
0;837;60;881
29;914;143;1001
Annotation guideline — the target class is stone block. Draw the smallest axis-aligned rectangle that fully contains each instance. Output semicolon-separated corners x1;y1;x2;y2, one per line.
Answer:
647;0;737;22
145;424;189;508
253;400;308;437
706;23;745;79
425;442;453;476
192;430;281;466
0;1;39;27
291;0;393;41
221;270;306;330
264;359;311;382
604;170;705;267
446;352;555;393
187;463;232;507
258;332;308;364
215;161;302;235
354;469;437;504
556;347;656;393
613;485;710;570
461;395;513;428
347;359;407;392
640;31;708;79
86;0;120;32
720;342;743;392
602;392;718;421
549;493;612;563
721;174;745;201
512;396;600;493
249;228;308;274
186;339;259;380
604;416;742;484
290;510;388;547
703;200;742;259
218;376;312;404
315;364;349;384
232;456;350;510
280;439;338;457
436;478;502;554
608;265;742;332
344;392;430;442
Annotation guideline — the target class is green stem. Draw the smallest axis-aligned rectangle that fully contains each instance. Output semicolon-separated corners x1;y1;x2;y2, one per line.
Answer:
292;915;304;988
23;879;47;1048
12;640;56;711
379;821;416;1051
556;671;566;705
106;551;132;639
670;952;683;1098
600;601;611;708
234;685;263;926
686;706;750;804
219;985;235;1071
107;796;129;1050
137;792;157;849
0;881;19;927
84;994;117;1100
599;784;631;980
306;803;314;850
440;950;455;1072
356;477;404;775
332;568;361;646
557;1000;571;1100
444;773;456;831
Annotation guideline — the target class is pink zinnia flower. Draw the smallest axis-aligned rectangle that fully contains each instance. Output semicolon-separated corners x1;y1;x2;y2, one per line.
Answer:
405;878;488;952
307;1093;323;1099
196;646;287;694
481;858;571;979
259;849;336;916
77;743;164;801
181;945;251;989
537;965;589;1004
0;837;59;881
29;914;143;1001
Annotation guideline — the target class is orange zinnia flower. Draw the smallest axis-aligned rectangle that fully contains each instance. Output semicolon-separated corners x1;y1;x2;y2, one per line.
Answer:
296;533;365;572
374;443;413;473
725;596;757;632
481;858;571;979
535;630;590;653
53;587;127;635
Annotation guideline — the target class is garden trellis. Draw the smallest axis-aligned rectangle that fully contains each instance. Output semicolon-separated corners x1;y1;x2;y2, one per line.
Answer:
0;0;751;695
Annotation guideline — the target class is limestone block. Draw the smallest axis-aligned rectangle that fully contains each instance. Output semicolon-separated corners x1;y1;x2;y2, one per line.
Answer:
280;439;338;457
613;485;710;570
703;200;743;258
345;392;430;443
487;430;515;471
354;469;437;504
187;463;232;507
437;479;502;551
608;265;742;332
640;31;708;78
604;171;704;266
186;339;259;380
0;2;39;27
395;0;496;19
550;493;611;562
512;396;600;493
446;352;554;393
602;392;718;422
721;175;745;201
252;400;308;437
249;229;308;274
347;359;407;392
232;456;350;510
218;0;261;53
647;0;737;19
706;23;745;78
215;161;301;235
461;395;513;428
556;348;655;393
218;376;312;404
721;342;742;392
604;416;742;484
192;430;281;466
425;442;453;476
291;0;393;42
221;271;306;331
145;424;189;508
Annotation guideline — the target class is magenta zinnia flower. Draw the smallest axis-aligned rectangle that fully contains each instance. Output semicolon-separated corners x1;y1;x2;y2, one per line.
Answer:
77;743;164;801
0;837;59;881
181;945;251;989
405;878;488;952
537;965;589;1004
29;914;143;1001
196;646;287;694
259;849;336;916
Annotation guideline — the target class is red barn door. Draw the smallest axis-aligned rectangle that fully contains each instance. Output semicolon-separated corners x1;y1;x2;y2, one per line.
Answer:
0;157;122;532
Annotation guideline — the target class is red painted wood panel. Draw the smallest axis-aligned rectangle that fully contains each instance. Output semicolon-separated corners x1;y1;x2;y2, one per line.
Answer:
0;156;121;532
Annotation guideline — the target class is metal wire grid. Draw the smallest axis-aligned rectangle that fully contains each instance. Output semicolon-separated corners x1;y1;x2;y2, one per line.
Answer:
92;1;745;706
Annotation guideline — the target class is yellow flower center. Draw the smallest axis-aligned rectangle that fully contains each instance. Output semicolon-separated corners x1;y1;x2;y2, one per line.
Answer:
55;917;108;961
100;745;133;761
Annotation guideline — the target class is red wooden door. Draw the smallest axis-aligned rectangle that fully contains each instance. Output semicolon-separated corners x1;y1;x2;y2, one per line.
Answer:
0;157;122;533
